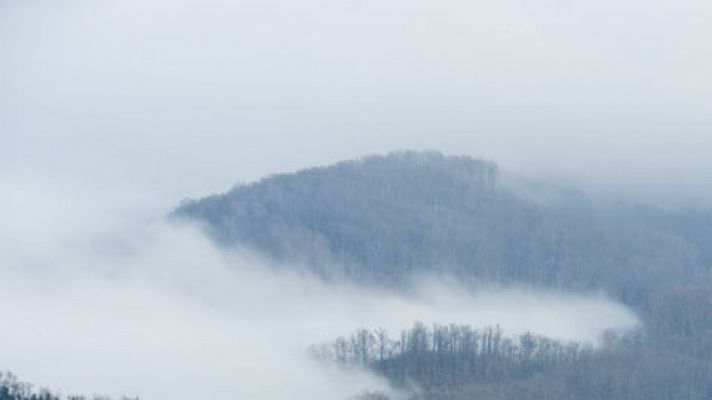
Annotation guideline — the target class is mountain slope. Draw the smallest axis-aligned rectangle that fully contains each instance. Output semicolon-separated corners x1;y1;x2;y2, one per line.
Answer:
172;151;703;300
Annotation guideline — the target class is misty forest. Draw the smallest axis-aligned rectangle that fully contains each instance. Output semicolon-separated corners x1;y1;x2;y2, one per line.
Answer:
4;0;712;399
174;152;712;399
3;151;712;399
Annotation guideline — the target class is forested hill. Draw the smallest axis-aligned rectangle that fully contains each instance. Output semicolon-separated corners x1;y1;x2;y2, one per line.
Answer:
172;151;712;302
172;151;712;399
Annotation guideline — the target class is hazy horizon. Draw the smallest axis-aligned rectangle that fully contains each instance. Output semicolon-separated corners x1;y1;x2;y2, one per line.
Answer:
2;0;712;208
1;1;711;399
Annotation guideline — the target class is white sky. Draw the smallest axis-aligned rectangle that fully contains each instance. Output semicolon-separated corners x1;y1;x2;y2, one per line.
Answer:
2;0;711;206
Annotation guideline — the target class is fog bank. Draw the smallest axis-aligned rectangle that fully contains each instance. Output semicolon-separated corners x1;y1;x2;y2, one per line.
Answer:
0;174;637;399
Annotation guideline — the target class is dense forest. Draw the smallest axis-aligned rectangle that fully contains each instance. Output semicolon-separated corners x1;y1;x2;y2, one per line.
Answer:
174;151;712;399
319;323;712;400
173;151;711;296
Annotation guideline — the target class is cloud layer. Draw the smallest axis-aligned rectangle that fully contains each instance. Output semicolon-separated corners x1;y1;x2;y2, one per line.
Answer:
1;0;712;204
0;174;637;399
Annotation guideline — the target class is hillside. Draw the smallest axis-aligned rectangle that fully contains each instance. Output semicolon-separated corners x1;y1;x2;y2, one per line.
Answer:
173;151;712;398
172;151;706;300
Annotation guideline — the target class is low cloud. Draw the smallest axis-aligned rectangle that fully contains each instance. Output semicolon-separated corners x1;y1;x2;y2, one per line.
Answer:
0;174;637;399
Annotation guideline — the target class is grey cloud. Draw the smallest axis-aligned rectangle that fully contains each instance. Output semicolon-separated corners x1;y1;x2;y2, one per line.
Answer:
1;0;711;205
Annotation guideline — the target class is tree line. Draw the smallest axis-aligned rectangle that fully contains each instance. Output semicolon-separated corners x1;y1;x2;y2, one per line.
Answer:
0;372;137;400
320;323;712;400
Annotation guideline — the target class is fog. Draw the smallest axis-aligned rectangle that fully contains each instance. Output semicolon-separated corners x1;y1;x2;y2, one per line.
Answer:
0;0;703;398
1;0;712;206
0;174;637;399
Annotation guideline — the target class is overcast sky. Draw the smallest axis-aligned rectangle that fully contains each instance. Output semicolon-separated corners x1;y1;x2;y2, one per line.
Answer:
2;0;711;208
2;2;697;397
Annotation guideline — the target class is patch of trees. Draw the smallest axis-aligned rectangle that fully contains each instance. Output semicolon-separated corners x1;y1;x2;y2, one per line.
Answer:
0;372;57;400
0;372;137;400
316;323;588;386
321;323;712;400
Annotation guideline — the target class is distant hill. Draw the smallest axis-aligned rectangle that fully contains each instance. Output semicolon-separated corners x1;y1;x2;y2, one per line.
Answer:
172;151;711;304
173;151;712;400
